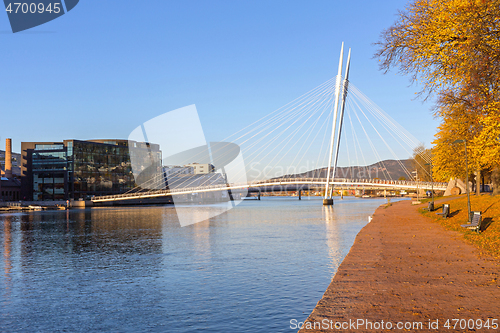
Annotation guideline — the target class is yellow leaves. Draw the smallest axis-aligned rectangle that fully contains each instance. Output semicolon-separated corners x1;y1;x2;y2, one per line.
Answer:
432;116;472;181
376;0;500;96
470;104;500;168
432;98;500;180
376;0;500;179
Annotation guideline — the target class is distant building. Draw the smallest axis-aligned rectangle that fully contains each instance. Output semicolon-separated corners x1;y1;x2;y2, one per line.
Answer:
163;163;227;202
21;139;162;201
185;163;215;175
163;166;194;178
0;151;21;177
1;177;21;201
0;138;21;202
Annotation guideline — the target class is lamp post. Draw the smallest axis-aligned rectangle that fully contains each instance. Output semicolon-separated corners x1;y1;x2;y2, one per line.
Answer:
425;162;434;210
453;139;471;222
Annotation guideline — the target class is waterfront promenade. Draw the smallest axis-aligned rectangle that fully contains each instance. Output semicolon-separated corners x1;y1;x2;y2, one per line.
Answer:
299;200;499;332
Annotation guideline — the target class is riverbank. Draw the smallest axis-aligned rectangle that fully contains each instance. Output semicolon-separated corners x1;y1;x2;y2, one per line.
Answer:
299;200;499;332
421;194;500;258
0;200;73;211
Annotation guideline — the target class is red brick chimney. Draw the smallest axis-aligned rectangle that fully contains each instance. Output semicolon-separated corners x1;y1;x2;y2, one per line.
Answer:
5;138;12;179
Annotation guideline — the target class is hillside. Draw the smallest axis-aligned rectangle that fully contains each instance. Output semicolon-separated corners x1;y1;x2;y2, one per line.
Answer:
282;159;414;180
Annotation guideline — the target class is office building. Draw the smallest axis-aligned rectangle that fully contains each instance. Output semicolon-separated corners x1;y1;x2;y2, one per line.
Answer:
21;139;161;201
185;163;215;175
164;166;194;178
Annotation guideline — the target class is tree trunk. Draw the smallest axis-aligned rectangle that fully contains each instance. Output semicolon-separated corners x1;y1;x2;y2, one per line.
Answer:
492;167;500;196
476;169;481;196
482;172;485;192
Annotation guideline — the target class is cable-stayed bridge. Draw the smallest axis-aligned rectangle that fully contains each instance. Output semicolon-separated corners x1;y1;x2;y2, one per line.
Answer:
91;43;441;205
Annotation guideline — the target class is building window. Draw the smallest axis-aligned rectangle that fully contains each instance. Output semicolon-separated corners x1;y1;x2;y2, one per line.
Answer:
35;144;64;150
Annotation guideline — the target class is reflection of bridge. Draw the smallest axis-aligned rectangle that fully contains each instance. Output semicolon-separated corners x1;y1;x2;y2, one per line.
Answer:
92;177;447;203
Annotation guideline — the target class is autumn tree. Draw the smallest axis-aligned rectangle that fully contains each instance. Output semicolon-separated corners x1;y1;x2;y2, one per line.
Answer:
375;0;500;192
411;144;433;182
432;114;476;187
375;0;500;96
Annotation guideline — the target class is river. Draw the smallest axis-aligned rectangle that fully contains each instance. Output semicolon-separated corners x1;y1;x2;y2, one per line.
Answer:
0;196;393;332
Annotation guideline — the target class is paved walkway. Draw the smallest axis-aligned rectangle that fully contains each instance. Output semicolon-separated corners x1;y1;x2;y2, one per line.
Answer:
299;200;499;332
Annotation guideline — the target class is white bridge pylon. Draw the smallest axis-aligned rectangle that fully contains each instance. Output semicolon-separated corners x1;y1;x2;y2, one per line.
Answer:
324;42;351;206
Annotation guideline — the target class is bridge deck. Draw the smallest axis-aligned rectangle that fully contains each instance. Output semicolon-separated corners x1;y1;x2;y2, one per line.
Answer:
91;178;447;203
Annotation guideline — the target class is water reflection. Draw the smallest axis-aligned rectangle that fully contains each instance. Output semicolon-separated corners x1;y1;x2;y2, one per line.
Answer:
2;216;12;301
0;198;390;333
323;206;342;271
190;219;212;259
16;208;166;255
174;202;235;227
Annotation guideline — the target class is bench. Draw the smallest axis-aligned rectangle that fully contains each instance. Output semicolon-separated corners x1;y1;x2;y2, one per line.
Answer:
461;211;483;233
436;203;450;218
428;201;435;212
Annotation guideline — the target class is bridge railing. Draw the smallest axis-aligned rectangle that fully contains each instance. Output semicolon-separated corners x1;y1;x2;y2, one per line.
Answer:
91;177;448;201
249;177;447;188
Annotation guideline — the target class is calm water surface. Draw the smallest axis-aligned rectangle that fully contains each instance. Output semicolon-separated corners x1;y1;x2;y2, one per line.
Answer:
1;197;393;332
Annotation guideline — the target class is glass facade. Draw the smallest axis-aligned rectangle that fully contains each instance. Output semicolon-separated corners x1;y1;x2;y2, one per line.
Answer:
32;150;67;201
69;140;136;199
129;142;164;190
35;144;64;150
26;140;162;201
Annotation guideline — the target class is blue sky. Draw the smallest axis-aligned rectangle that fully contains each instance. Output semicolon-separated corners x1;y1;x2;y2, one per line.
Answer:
0;0;439;166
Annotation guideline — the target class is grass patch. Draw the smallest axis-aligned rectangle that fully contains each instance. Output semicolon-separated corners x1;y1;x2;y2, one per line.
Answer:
419;196;444;203
383;198;393;208
420;194;500;258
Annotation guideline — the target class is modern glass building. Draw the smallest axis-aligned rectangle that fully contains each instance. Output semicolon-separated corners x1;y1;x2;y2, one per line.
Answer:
21;140;161;201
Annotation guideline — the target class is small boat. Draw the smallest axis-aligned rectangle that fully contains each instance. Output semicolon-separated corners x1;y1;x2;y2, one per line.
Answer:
28;205;43;210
